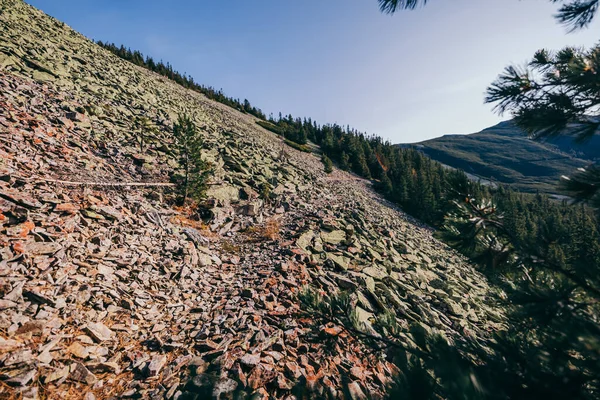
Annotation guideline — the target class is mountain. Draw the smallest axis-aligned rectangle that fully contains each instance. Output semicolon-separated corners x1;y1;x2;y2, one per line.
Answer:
405;120;598;194
0;1;500;398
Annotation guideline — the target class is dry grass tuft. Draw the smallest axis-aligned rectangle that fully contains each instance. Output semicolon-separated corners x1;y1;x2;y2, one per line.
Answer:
241;218;281;242
263;219;281;240
170;209;217;239
0;381;21;400
221;241;241;254
170;214;204;230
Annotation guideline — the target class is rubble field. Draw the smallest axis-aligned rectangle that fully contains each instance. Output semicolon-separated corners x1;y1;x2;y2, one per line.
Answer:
0;1;502;398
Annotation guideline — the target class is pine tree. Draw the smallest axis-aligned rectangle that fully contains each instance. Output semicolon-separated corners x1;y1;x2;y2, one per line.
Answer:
321;154;333;173
133;116;156;153
377;172;393;195
172;114;210;205
340;151;350;171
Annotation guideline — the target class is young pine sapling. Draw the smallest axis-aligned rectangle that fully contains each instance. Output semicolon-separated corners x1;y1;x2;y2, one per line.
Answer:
172;114;210;205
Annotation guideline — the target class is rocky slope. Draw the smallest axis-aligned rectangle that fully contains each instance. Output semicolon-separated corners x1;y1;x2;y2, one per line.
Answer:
0;1;502;399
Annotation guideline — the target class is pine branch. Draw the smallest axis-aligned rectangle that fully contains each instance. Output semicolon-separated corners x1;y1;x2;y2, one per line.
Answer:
378;0;428;14
554;0;600;30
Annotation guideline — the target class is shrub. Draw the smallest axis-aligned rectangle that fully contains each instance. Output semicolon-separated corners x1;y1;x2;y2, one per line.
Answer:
322;154;333;173
259;183;272;202
256;120;284;135
284;139;311;153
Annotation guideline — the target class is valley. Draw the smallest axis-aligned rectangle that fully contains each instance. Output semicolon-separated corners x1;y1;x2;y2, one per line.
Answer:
404;120;595;194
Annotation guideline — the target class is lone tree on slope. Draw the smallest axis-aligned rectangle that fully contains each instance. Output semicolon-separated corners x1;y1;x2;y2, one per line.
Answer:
172;114;210;206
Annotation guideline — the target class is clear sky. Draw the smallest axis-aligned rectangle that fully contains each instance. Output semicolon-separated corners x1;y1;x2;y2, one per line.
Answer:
26;0;600;143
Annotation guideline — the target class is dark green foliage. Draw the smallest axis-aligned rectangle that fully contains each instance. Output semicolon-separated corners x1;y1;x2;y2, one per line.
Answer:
262;114;478;224
437;189;600;399
96;41;266;120
378;0;428;14
321;154;333;173
283;139;311;153
563;164;600;209
339;152;350;171
294;4;600;399
301;191;600;398
172;114;210;205
554;0;599;30
472;32;600;399
262;115;311;145
486;46;600;141
258;117;310;148
378;0;599;29
486;44;600;207
255;120;284;135
366;3;600;398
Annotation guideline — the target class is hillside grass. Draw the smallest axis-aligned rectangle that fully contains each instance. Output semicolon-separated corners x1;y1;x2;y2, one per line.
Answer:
415;123;589;194
284;139;311;153
256;120;284;135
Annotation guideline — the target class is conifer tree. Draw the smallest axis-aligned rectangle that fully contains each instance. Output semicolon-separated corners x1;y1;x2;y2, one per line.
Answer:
377;171;393;195
133;116;156;153
322;154;334;173
340;151;351;171
172;114;210;205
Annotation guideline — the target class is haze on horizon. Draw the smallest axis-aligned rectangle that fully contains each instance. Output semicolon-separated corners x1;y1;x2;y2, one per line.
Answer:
26;0;600;143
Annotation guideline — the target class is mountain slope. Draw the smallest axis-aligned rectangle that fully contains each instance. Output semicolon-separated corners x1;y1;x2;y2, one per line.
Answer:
0;1;501;398
407;121;595;194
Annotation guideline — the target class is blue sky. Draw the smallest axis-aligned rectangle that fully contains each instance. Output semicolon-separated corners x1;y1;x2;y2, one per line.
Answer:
27;0;600;143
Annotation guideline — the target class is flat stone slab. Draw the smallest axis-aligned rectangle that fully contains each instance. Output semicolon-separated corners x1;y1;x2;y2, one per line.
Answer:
85;322;113;342
362;265;388;280
321;230;346;245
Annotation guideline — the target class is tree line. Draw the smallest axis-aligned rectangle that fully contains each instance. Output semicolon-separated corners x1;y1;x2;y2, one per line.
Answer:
261;112;600;263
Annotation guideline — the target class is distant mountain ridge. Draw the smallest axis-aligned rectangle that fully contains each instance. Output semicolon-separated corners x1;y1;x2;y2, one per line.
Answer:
401;121;597;194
